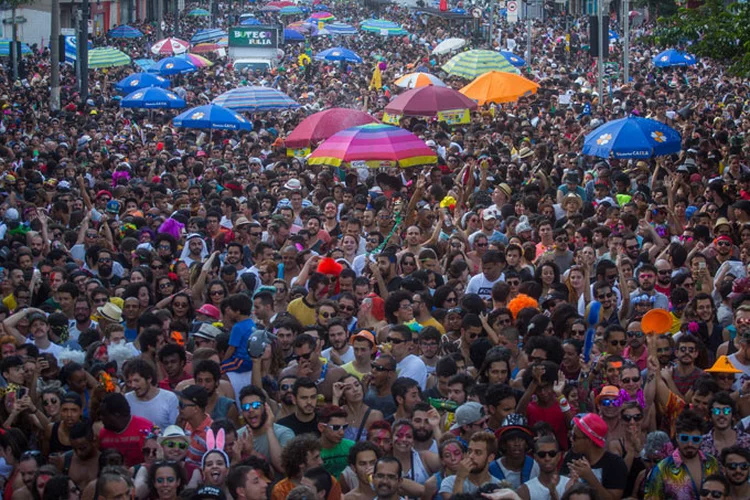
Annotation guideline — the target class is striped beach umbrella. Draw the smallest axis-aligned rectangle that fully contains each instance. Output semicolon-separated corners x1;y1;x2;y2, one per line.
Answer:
190;29;226;44
0;39;32;56
121;87;186;109
188;8;210;16
88;47;131;68
174;104;253;131
308;11;334;21
175;53;213;68
280;5;304;15
109;25;144;38
442;49;519;79
151;37;190;55
360;19;407;36
192;43;221;53
212;86;299;112
308;123;436;169
326;22;357;35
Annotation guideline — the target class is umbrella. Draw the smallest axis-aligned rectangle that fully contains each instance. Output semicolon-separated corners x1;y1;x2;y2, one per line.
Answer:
151;37;190;55
190;29;227;44
188;8;211;16
173;104;253;130
583;116;682;159
109;25;143;38
394;72;446;88
285;108;378;149
288;21;315;32
431;37;465;55
442;49;519;79
284;29;306;42
361;19;407;36
192;43;221;53
134;58;156;70
260;5;281;11
115;72;170;92
499;50;525;67
241;17;262;25
384;86;477;118
267;0;296;6
88;47;131;68
314;28;332;36
280;6;304;15
147;56;198;75
459;71;539;105
314;47;362;63
212;86;300;112
653;49;697;67
121;87;186;109
308;11;334;21
326;22;357;35
175;53;213;68
0;39;32;56
314;3;330;10
308;123;437;169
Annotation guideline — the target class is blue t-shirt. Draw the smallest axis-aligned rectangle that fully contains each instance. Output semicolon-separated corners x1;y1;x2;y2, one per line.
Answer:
228;317;256;363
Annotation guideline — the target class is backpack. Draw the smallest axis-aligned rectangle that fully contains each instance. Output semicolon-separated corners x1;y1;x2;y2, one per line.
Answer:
488;455;534;484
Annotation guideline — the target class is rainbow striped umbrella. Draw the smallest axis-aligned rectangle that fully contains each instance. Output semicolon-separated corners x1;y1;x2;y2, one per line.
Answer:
308;124;437;169
175;53;213;68
192;43;221;53
308;11;334;21
212;86;299;112
361;19;407;36
442;49;519;79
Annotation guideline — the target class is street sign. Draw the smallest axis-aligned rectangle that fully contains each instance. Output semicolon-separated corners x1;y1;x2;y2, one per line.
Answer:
472;8;482;18
507;1;518;12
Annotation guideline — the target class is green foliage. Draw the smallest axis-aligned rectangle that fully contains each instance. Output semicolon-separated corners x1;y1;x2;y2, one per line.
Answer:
633;0;678;18
654;0;750;76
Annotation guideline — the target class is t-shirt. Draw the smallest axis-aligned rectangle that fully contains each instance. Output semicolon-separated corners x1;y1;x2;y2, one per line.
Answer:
526;401;569;450
27;340;64;360
228;317;256;364
561;451;628;493
277;413;320;436
495;458;540;489
321;439;355;479
438;474;504;496
341;361;368;380
125;389;179;431
238;423;294;461
465;273;504;301
396;354;428;390
98;415;154;467
322;345;355;364
185;414;213;465
364;388;396;419
287;297;317;326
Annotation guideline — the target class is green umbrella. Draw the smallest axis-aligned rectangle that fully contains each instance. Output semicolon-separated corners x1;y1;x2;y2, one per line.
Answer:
188;8;211;16
442;50;519;79
88;47;131;68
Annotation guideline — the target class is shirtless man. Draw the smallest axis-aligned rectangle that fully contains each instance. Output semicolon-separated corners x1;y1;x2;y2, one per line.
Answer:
344;442;382;500
66;421;101;489
174;348;236;401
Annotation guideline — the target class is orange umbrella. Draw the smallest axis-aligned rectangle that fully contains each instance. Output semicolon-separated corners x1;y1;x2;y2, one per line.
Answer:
394;72;446;89
459;71;540;105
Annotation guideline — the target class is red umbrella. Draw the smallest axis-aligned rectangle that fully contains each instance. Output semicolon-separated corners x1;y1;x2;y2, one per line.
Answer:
384;86;478;118
285;108;378;149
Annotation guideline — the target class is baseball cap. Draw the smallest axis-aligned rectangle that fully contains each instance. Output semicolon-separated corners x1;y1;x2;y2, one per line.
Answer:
495;413;533;443
176;385;209;409
450;402;486;430
350;330;376;350
482;211;497;221
191;486;226;500
247;329;277;359
194;323;222;341
27;312;48;325
61;392;83;408
573;413;608;448
196;304;221;320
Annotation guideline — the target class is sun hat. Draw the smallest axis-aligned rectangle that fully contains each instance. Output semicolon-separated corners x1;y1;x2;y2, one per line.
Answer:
573;413;608;448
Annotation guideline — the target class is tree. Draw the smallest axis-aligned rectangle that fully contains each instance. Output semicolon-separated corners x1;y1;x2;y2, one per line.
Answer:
653;0;750;77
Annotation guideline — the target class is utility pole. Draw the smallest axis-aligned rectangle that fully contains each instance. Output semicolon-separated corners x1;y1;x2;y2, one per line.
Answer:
525;0;532;69
173;0;179;37
597;0;604;102
623;0;629;85
157;0;164;38
50;0;60;110
488;1;493;47
10;1;19;80
78;0;89;102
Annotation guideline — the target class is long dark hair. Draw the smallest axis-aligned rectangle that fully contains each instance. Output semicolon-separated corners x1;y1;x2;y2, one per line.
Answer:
148;461;186;499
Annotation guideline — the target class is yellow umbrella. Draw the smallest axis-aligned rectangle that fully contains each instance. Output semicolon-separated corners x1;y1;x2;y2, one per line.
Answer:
459;71;539;105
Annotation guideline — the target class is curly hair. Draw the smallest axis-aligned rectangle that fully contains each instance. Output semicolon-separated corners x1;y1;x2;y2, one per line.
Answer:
281;434;322;478
507;293;539;320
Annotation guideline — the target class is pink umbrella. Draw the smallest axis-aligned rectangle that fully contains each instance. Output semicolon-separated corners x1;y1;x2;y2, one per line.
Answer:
267;0;295;6
384;86;477;118
285;108;378;149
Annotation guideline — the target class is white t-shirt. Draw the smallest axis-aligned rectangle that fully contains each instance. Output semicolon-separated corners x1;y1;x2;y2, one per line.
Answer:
465;273;504;301
125;389;180;430
27;340;64;359
439;474;504;496
322;345;355;364
495;458;540;489
397;354;427;390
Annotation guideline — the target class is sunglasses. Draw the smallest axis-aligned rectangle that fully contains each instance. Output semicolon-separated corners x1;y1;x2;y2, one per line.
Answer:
699;489;724;499
621;376;641;384
599;398;621;407
241;401;263;411
711;407;732;416
679;346;696;354
725;462;750;471
340;305;355;312
143;447;158;456
325;424;348;431
42;398;59;406
597;293;614;300
280;384;293;391
293;351;314;361
162;440;188;449
535;450;558;459
373;365;393;372
159;283;173;290
210;290;225;296
609;340;628;346
626;331;644;338
622;413;644;422
386;337;406;345
319;311;335;319
678;434;703;444
571;329;586;336
717;241;732;247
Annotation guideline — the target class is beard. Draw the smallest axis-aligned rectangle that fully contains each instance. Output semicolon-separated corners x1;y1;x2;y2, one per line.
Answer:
281;393;294;406
98;264;112;277
414;427;433;443
249;410;268;430
31;248;41;257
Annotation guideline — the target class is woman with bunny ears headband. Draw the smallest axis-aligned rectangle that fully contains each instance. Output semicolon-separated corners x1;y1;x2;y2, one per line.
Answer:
201;428;230;489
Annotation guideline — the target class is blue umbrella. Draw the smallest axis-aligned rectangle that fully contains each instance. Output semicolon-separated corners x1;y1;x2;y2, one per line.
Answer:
109;25;144;38
314;4;330;10
173;104;253;131
191;29;227;44
499;51;525;67
326;22;357;35
284;29;305;42
134;58;157;70
653;49;697;67
240;17;262;25
212;86;299;112
121;87;186;109
314;47;362;63
147;57;198;75
583;116;682;159
0;39;31;56
115;72;170;92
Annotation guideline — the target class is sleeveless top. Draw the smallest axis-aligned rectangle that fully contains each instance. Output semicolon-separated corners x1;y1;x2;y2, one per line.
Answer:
403;449;430;484
523;476;570;499
50;421;73;454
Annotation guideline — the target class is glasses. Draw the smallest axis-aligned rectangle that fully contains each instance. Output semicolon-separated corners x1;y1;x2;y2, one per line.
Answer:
571;328;586;336
159;283;173;290
86;232;98;238
325;424;348;431
597;292;614;300
152;264;165;270
626;244;640;251
399;303;413;310
621;376;641;384
535;450;558;459
42;398;59;406
280;384;293;391
725;462;750;471
157;245;171;251
683;281;695;288
367;238;380;244
444;297;458;304
715;374;735;382
476;242;488;248
98;258;112;264
609;340;628;346
319;311;335;319
250;232;262;237
599;398;621;407
293;351;314;361
340;305;355;312
622;413;644;422
142;447;158;456
386;337;406;345
402;261;416;267
679;346;696;354
627;331;644;338
373;365;394;372
699;489;724;499
209;290;225;296
711;407;732;416
156;477;177;485
241;401;263;411
677;434;703;444
173;302;189;308
717;241;732;247
162;440;188;449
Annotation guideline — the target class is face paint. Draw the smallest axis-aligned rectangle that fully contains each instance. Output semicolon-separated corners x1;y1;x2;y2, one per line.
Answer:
395;426;412;441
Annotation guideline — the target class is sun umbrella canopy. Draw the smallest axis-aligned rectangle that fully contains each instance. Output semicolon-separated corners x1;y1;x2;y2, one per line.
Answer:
394;72;446;89
109;25;143;38
308;123;437;169
284;29;306;41
432;37;466;55
134;58;156;70
173;104;253;130
361;19;407;36
212;86;299;112
240;17;262;25
583;116;682;159
384;86;477;119
280;6;304;15
260;5;281;11
147;56;198;75
0;39;32;56
326;22;357;35
188;8;210;16
285;108;378;148
151;37;190;55
267;0;296;6
190;29;226;44
88;47;131;68
459;71;539;105
499;51;525;67
314;47;362;63
175;53;213;68
314;4;330;10
442;49;519;79
121;87;186;109
192;43;221;53
653;49;696;67
309;11;334;20
115;72;170;92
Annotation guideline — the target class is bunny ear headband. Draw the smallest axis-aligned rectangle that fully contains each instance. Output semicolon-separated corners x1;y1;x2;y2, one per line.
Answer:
201;428;230;468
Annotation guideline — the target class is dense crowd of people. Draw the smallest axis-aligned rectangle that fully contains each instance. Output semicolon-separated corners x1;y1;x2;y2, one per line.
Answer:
0;1;749;500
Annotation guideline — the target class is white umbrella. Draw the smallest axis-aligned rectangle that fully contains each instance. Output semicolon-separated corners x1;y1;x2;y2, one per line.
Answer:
432;38;466;56
151;37;190;55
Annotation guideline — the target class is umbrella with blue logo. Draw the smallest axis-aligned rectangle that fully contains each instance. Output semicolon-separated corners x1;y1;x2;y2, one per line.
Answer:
147;56;198;75
652;49;697;67
191;29;227;44
608;30;619;41
134;58;157;70
109;25;144;38
499;51;525;67
583;115;682;159
173;104;253;131
115;72;170;92
314;47;362;63
121;87;186;109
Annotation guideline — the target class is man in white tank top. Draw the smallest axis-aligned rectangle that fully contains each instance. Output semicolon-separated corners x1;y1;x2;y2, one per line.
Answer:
518;435;574;500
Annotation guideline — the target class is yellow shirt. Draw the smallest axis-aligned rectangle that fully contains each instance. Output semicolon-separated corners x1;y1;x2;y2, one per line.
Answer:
286;297;317;327
419;317;446;334
341;361;366;380
2;294;16;311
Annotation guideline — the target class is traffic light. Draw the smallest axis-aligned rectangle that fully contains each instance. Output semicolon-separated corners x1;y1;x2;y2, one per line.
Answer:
589;15;609;57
